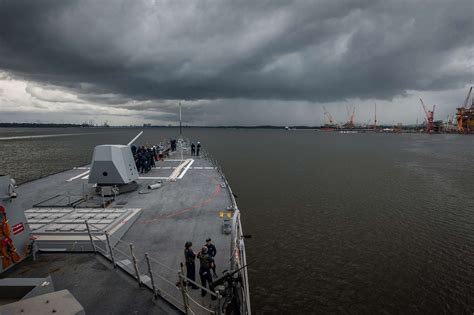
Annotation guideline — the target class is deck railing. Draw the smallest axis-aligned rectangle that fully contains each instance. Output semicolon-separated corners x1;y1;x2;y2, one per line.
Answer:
85;220;221;314
202;149;252;315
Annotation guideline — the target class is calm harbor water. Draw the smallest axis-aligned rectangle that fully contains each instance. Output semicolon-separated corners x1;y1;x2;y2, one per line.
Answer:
1;127;473;313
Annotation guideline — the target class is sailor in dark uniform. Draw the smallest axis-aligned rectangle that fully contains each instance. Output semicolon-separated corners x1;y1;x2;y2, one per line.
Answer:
196;142;201;156
205;238;217;277
171;139;177;151
140;154;147;173
184;241;198;289
197;246;215;299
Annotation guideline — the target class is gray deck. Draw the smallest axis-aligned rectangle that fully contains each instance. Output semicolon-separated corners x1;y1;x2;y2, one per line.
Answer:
3;147;236;314
2;253;177;314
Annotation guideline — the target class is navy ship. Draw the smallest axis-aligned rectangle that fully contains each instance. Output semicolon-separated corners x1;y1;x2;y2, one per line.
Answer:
0;131;251;314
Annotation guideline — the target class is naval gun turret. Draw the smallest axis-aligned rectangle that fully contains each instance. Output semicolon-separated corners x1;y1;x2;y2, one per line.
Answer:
88;132;142;196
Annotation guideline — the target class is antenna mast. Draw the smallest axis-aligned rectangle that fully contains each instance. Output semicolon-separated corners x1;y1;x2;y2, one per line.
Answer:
179;102;182;138
374;103;377;132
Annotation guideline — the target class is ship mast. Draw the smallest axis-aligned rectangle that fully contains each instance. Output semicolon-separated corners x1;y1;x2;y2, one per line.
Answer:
179;102;182;138
374;103;377;132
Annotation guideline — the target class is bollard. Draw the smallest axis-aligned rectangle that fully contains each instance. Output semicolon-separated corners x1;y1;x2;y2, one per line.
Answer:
105;232;115;268
145;253;157;298
130;243;141;287
179;263;190;315
85;220;96;253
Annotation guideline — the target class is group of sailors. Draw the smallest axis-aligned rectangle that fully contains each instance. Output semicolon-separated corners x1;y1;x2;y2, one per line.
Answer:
184;238;217;298
131;144;162;174
131;140;203;174
190;142;201;156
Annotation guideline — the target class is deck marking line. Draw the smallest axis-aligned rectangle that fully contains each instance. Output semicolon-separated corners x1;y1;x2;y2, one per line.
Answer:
177;159;194;179
66;170;90;182
168;159;189;180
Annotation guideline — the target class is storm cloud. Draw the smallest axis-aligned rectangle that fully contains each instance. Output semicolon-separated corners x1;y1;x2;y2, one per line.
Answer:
0;0;472;125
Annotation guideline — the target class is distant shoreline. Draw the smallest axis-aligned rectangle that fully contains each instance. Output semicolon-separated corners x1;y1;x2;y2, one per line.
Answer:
0;122;313;129
0;122;409;129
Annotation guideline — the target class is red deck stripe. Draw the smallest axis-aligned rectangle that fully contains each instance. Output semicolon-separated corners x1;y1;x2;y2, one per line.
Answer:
140;173;221;224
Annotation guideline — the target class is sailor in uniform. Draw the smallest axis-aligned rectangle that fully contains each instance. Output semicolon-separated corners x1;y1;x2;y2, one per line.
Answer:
184;241;198;289
197;246;215;299
205;238;217;277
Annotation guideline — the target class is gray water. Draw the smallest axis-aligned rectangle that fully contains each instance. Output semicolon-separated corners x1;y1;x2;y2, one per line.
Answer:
1;127;473;313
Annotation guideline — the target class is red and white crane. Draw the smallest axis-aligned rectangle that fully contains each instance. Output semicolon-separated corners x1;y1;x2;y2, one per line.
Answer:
419;98;435;134
322;105;334;125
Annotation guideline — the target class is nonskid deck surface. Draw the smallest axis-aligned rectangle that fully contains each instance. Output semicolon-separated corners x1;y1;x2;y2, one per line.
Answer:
8;148;235;313
3;253;178;314
113;152;233;311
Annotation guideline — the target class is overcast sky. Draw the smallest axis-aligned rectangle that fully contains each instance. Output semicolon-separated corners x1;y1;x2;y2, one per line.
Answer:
0;0;472;126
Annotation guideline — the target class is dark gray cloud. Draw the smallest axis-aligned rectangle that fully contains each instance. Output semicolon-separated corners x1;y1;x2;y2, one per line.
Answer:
0;0;472;125
1;1;472;101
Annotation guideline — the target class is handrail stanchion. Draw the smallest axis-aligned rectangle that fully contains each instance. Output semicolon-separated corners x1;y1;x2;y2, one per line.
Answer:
105;231;115;268
130;243;141;287
85;220;96;253
179;263;190;315
145;252;158;299
216;292;223;314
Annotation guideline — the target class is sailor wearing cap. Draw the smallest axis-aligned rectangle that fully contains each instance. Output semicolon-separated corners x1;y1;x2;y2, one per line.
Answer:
184;241;198;289
205;238;217;277
197;246;215;299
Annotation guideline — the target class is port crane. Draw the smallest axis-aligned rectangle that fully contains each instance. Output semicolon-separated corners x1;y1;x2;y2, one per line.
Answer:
444;114;456;133
461;86;473;108
419;98;435;134
457;86;472;133
345;104;356;129
322;106;335;125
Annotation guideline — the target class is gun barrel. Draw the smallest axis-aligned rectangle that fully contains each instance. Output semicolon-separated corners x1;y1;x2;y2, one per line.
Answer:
211;264;249;288
127;131;144;146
